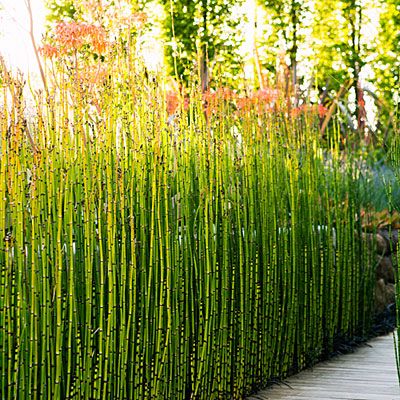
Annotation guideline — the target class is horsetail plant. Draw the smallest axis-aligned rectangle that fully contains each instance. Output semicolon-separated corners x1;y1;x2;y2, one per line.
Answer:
388;111;400;385
0;29;377;399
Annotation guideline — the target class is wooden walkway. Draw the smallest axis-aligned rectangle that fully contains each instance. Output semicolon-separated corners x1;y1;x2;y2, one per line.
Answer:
248;334;399;400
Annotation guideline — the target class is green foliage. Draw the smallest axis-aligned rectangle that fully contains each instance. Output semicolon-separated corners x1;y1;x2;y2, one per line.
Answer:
45;0;76;22
311;0;350;94
312;1;360;90
161;0;245;86
258;0;310;80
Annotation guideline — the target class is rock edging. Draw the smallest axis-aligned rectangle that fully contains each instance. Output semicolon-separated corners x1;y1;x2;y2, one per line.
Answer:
372;229;397;314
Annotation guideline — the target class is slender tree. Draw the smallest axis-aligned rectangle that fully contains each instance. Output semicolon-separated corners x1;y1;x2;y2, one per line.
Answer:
258;0;310;99
311;0;374;140
161;0;244;89
343;0;366;134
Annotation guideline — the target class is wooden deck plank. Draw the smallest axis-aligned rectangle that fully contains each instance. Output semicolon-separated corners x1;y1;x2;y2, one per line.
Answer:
248;334;399;400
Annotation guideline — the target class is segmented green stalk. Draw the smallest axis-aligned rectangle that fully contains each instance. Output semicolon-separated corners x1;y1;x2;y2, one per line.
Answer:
0;55;377;398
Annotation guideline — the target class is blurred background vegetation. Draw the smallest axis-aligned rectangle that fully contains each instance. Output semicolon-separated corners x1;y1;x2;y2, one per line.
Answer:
42;0;399;146
39;0;399;214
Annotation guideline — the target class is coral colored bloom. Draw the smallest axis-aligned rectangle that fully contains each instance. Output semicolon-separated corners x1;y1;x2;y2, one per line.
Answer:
166;91;180;115
255;88;278;104
290;104;328;118
132;12;148;30
53;22;108;54
290;106;303;118
317;104;328;118
38;44;59;58
236;96;253;111
236;88;278;115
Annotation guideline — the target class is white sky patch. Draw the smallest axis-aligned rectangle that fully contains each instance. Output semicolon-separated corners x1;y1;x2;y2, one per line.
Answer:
139;1;165;71
0;0;167;74
0;0;46;78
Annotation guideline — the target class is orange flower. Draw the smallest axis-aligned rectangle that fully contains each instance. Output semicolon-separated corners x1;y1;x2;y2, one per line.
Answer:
290;104;328;118
131;12;148;30
202;87;234;117
290;105;304;118
236;96;254;111
53;22;108;54
254;88;278;104
317;104;328;118
166;91;180;115
38;44;59;58
235;88;278;115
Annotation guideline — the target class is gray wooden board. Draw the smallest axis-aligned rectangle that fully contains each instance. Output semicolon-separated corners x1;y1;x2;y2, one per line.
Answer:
247;334;400;400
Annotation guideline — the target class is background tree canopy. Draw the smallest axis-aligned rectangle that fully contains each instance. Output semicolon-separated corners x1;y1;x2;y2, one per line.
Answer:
43;0;399;143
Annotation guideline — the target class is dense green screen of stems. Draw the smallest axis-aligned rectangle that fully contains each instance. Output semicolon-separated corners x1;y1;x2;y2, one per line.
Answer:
389;126;400;384
0;63;375;398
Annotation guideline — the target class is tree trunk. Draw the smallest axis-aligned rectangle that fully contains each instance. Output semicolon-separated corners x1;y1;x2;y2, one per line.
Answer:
290;1;298;106
349;0;365;137
201;0;209;92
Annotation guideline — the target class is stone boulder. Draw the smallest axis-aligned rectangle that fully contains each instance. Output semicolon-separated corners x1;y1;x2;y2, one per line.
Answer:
378;229;398;255
374;279;396;314
371;229;397;314
375;256;395;284
375;233;389;256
